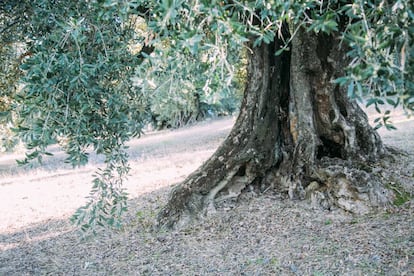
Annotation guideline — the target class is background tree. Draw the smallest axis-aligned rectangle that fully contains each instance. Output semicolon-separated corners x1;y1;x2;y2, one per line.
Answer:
1;0;412;231
0;43;21;151
133;36;244;129
0;1;32;151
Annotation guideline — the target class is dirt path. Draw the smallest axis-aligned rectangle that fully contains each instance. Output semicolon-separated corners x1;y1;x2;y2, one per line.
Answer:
0;117;234;232
0;112;413;275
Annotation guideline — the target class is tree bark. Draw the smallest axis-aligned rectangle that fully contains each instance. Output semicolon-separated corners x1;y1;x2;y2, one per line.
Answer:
157;27;392;229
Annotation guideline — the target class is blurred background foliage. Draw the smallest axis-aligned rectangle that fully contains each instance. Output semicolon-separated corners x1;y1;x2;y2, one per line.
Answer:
132;33;245;129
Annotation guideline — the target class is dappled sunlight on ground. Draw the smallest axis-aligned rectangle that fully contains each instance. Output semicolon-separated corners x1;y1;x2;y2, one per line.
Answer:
0;114;413;275
0;117;234;233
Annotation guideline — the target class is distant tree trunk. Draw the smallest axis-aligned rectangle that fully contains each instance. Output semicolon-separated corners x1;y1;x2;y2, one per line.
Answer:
157;27;392;229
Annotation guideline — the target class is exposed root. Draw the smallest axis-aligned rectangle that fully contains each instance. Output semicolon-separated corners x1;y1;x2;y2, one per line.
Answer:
215;176;250;202
206;166;240;214
298;158;393;214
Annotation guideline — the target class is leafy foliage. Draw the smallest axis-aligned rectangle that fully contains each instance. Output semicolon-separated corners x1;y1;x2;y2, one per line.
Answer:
1;0;147;230
334;0;414;129
0;1;31;151
0;44;21;151
71;148;130;232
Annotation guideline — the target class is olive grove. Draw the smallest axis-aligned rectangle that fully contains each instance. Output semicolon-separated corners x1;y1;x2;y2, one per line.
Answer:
0;0;412;230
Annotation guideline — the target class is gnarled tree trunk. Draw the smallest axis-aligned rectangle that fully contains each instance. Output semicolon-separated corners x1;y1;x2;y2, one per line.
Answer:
157;27;392;229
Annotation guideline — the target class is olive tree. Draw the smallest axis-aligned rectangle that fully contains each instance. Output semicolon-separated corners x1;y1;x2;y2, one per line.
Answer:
135;0;413;228
1;0;412;230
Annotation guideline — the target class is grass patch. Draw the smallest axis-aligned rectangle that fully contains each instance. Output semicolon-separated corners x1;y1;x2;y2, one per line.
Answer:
386;183;413;207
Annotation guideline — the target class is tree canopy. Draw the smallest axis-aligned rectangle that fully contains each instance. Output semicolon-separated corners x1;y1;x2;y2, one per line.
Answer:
0;0;412;231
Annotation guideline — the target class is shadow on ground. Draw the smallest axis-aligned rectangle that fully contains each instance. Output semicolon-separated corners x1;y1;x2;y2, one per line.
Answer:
1;185;413;275
1;115;413;275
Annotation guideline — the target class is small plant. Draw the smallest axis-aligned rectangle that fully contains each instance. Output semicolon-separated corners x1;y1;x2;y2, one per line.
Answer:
135;209;156;228
324;219;332;225
386;183;412;207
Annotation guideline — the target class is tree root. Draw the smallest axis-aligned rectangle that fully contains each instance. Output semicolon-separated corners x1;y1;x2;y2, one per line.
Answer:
272;157;395;214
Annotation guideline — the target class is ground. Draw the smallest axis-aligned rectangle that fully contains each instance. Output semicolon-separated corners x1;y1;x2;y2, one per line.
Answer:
0;108;413;275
